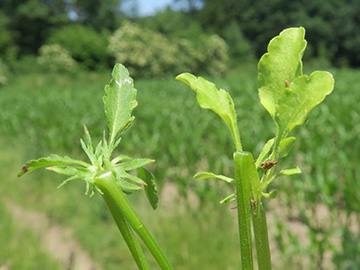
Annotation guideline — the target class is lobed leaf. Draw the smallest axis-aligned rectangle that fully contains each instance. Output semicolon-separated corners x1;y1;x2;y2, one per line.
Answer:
18;154;90;177
258;27;306;118
103;64;137;145
138;167;158;210
275;71;334;133
176;73;240;149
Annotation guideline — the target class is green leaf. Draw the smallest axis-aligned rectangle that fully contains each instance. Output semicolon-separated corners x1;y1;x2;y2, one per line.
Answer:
57;175;80;188
118;178;143;191
255;137;295;167
18;154;90;177
220;193;236;204
103;64;137;145
262;190;278;199
120;159;155;171
275;71;334;133
138;167;158;210
278;166;301;176
176;73;241;151
258;27;306;118
255;138;274;168
258;27;334;135
279;137;296;158
46;166;90;177
80;138;97;165
114;166;145;184
112;154;133;164
193;172;234;184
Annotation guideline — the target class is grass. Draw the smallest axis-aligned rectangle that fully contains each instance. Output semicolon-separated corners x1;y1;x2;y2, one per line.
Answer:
0;66;359;269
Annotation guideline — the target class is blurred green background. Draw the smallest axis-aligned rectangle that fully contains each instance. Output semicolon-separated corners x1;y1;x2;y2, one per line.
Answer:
0;0;359;269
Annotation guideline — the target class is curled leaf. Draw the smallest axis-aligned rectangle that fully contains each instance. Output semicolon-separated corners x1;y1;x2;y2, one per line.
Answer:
176;73;241;150
137;167;158;210
262;190;278;199
220;193;236;204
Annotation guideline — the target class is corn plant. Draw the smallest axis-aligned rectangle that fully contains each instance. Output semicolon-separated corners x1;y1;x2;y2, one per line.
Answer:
18;64;173;270
177;27;334;269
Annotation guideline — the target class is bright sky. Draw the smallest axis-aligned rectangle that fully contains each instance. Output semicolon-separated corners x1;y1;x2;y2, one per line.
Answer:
137;0;174;16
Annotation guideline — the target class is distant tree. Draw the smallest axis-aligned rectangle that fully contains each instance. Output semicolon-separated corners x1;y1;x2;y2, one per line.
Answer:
177;0;360;67
0;0;69;55
70;0;123;31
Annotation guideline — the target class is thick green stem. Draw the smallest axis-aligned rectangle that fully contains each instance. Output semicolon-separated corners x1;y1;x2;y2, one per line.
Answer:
252;201;272;270
234;152;254;270
96;171;173;270
101;190;150;270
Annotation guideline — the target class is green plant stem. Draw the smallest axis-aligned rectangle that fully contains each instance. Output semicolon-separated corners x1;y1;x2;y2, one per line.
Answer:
252;201;272;270
101;189;150;270
96;171;173;270
234;152;254;270
231;122;243;152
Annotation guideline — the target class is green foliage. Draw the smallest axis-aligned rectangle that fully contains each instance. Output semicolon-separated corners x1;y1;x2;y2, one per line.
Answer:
176;72;240;150
38;44;76;73
221;20;254;62
48;24;111;70
0;203;61;269
258;27;334;147
18;64;157;205
108;21;228;78
0;11;13;55
0;58;9;85
196;0;360;67
71;0;121;30
1;64;359;269
103;64;137;144
0;0;65;55
178;27;334;269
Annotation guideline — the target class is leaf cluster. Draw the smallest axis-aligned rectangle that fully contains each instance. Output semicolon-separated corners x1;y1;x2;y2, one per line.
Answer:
177;27;334;203
18;64;158;209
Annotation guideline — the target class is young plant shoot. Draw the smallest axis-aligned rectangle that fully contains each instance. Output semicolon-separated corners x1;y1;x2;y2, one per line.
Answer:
18;64;173;270
176;27;334;270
